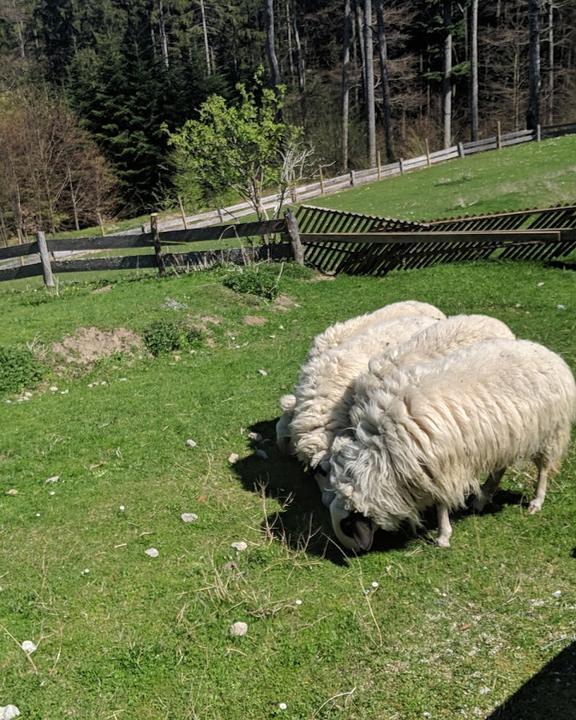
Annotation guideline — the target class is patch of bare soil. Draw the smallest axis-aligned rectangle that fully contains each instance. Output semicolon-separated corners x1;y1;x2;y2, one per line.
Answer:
198;315;222;327
243;315;268;326
311;272;336;282
52;327;143;366
274;294;298;311
91;285;113;294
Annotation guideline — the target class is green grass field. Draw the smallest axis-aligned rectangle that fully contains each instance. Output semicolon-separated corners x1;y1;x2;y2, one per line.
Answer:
1;139;576;719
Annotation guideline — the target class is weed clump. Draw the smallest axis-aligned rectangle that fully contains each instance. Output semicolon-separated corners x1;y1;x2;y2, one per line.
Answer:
0;346;44;396
143;319;204;356
222;264;281;300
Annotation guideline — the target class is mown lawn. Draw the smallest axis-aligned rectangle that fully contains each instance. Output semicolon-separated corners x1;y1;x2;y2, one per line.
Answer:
0;258;575;719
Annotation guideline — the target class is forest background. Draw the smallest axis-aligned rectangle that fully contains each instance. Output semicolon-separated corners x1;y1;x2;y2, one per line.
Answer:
0;0;575;242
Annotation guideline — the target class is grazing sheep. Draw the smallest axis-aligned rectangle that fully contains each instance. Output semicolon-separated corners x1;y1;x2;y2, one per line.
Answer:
329;339;576;552
276;301;445;453
289;314;438;471
350;314;515;427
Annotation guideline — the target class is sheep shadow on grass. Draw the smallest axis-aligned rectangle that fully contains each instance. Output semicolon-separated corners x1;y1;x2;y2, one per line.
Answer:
485;640;576;719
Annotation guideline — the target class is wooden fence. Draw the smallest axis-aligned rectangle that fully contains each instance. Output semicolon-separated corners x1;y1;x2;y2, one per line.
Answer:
0;216;294;284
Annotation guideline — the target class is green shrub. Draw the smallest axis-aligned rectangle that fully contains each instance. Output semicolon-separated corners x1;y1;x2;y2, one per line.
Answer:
143;319;205;356
222;264;281;300
0;346;44;396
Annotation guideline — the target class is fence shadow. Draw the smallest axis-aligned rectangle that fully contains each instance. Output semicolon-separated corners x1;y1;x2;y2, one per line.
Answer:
232;418;523;564
485;641;576;719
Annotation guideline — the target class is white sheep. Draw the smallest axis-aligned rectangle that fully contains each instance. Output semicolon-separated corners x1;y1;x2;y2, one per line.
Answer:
276;300;445;453
289;315;438;470
350;314;515;427
329;338;576;551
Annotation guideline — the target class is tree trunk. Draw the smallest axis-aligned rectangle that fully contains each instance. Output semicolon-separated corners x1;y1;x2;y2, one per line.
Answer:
375;0;394;162
527;0;541;130
547;0;554;124
341;0;353;170
470;0;479;141
442;0;453;148
286;0;294;81
265;0;282;88
200;0;212;75
364;0;376;166
355;0;366;101
158;0;169;69
67;165;80;231
292;5;305;121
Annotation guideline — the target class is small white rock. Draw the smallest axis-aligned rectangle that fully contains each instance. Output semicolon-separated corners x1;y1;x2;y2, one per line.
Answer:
35;513;41;517
231;541;248;552
229;621;248;637
119;378;128;382
48;490;55;496
145;547;159;558
228;453;240;464
479;687;491;696
0;705;21;720
557;304;566;310
537;282;544;287
181;513;198;524
248;432;262;441
49;385;59;392
60;389;69;395
5;489;18;496
45;475;60;484
278;703;288;710
552;590;562;598
119;505;125;512
81;568;90;576
100;381;107;386
295;599;303;606
371;581;379;589
185;439;197;448
21;640;37;654
258;368;268;377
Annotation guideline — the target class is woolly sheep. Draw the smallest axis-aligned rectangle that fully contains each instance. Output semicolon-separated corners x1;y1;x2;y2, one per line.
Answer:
275;300;445;454
329;338;576;551
288;315;438;470
350;314;515;427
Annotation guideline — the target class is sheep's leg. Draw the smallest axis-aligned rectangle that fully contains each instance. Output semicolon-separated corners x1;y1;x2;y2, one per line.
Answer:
528;461;549;514
473;467;506;512
435;504;452;548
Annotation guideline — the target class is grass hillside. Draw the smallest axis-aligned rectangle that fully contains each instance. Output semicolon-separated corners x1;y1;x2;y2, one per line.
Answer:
309;134;576;220
0;259;575;719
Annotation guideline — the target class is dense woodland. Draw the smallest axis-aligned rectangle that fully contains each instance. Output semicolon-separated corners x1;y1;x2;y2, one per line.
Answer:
0;0;575;239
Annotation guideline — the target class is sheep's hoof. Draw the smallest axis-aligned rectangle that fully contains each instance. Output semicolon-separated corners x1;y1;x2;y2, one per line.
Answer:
528;501;542;515
435;536;451;548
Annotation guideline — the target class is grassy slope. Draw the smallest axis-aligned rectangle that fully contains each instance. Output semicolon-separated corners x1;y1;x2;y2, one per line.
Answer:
308;135;576;221
1;260;575;720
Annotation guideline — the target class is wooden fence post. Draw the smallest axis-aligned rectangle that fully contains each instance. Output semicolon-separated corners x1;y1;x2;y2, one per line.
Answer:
37;231;55;288
536;124;542;141
96;210;105;237
458;142;465;158
319;166;325;194
290;186;298;203
377;151;381;180
425;138;431;167
496;121;502;149
217;208;224;223
349;170;355;186
284;209;304;266
399;158;405;175
150;213;165;277
178;195;188;229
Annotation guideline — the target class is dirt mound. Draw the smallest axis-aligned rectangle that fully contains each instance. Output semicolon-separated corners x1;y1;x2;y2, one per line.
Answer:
243;315;267;326
52;327;143;366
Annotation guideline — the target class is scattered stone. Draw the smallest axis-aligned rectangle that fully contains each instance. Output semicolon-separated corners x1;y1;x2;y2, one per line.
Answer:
48;490;56;496
278;703;288;711
248;432;262;442
145;548;159;558
4;400;12;404
231;541;248;552
185;439;197;449
557;304;566;310
119;378;128;382
371;581;379;589
552;590;562;598
295;599;303;606
228;453;240;465
119;505;125;512
5;489;18;496
60;389;69;395
0;705;21;720
258;368;268;377
479;687;491;696
81;568;90;576
49;386;58;392
181;513;198;524
537;282;544;287
45;475;60;484
35;513;41;517
163;297;188;311
21;640;37;654
255;449;269;460
99;381;107;386
229;621;248;637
